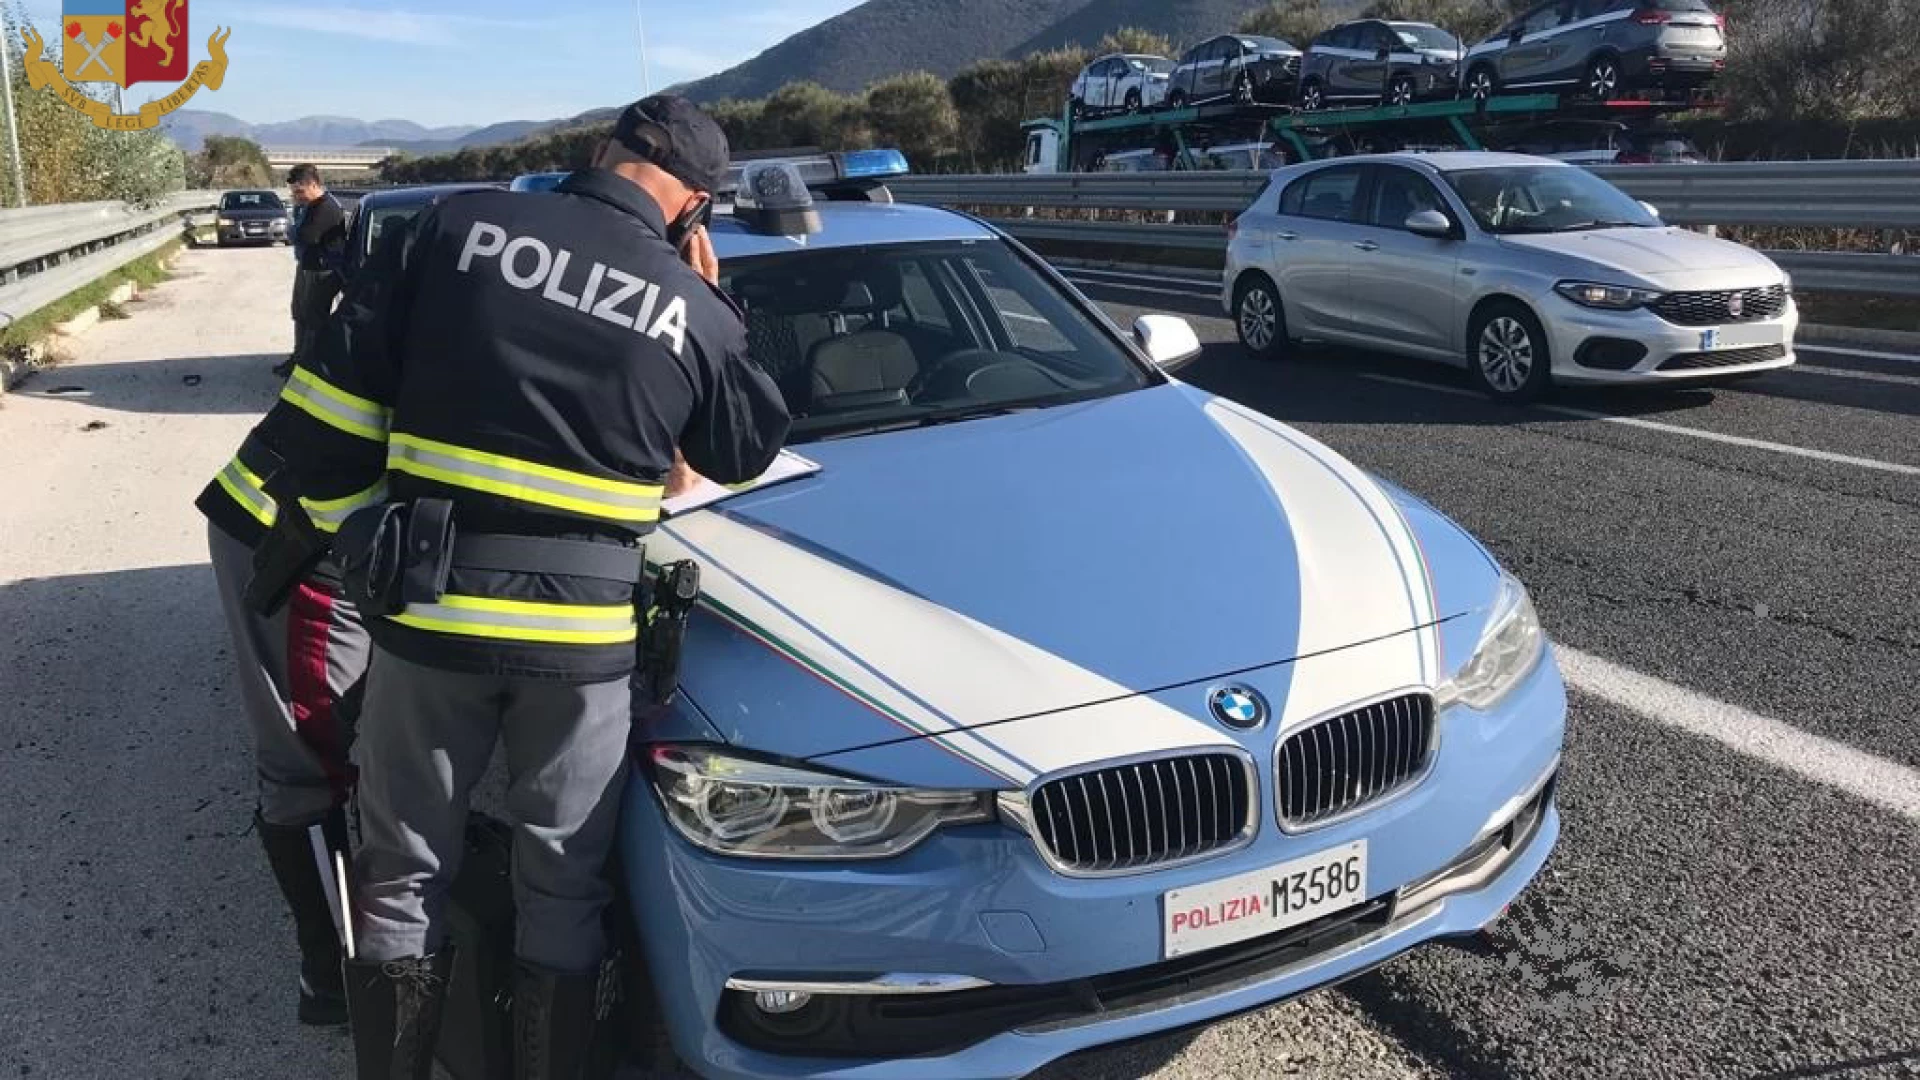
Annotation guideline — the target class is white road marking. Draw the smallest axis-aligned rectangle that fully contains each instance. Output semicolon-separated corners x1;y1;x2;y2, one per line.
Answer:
1798;343;1920;365
1353;372;1920;478
1791;364;1920;388
1558;646;1920;824
1062;275;1227;301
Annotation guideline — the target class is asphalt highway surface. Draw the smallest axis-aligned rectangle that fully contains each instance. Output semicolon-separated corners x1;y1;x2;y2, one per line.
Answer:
1;248;1914;1080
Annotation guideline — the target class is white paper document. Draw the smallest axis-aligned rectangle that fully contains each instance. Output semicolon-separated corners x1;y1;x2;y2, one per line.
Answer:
662;450;821;518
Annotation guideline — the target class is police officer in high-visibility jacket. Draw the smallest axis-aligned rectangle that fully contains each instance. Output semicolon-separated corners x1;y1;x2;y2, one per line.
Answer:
244;95;790;1079
194;443;374;1028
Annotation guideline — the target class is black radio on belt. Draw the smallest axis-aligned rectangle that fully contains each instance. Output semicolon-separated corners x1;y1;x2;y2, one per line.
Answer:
640;560;700;706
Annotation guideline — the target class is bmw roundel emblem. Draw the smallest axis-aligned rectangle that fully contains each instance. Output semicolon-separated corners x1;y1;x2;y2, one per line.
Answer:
1208;685;1268;730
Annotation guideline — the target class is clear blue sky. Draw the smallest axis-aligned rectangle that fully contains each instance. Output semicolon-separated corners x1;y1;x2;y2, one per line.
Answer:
16;0;865;128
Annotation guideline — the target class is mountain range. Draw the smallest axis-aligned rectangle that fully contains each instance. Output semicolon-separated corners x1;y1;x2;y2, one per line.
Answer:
164;0;1368;154
159;111;597;155
670;0;1368;102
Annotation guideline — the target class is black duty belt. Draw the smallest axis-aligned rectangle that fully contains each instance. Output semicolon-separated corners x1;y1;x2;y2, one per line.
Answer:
451;533;646;584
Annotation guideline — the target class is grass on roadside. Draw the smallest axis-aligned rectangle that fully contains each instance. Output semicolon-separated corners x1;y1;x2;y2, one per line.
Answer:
0;238;184;359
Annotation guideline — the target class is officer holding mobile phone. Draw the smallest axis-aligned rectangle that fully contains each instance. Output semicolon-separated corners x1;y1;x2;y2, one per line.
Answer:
237;94;790;1080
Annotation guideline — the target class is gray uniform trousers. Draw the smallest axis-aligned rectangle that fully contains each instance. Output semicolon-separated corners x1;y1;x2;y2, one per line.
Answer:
208;521;370;826
351;647;632;972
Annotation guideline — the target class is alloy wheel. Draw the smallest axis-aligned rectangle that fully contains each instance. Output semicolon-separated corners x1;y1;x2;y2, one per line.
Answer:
1588;60;1619;99
1235;74;1255;103
1240;286;1277;352
1478;316;1534;394
1469;69;1495;101
1302;83;1323;110
1389;78;1415;105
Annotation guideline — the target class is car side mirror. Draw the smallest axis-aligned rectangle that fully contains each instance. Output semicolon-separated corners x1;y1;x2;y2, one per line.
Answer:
1405;210;1454;239
1134;314;1203;368
1639;200;1661;219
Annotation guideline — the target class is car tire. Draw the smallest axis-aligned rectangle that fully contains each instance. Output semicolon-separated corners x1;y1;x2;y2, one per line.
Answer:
1465;65;1498;103
1299;79;1325;111
1069;96;1085;119
1124;88;1142;112
1387;75;1416;106
1467;302;1551;403
1167;89;1186;109
1234;274;1289;363
1584;55;1621;101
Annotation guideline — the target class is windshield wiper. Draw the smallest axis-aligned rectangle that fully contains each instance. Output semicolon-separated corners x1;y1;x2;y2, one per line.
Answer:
1560;220;1650;232
808;401;1053;442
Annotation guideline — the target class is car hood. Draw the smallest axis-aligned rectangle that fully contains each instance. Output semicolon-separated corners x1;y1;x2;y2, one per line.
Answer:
1497;226;1781;286
654;384;1500;772
219;205;287;220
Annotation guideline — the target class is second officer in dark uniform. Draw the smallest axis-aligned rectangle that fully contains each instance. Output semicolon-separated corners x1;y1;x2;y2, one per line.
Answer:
247;95;790;1079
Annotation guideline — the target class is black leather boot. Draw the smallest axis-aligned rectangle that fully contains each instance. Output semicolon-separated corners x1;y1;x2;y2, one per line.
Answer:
345;952;454;1080
255;809;349;1025
512;961;601;1080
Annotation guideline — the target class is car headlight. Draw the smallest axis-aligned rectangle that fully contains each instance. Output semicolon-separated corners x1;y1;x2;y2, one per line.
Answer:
1554;281;1662;310
217;216;232;226
1781;271;1794;294
1438;573;1545;711
274;216;289;226
649;746;995;859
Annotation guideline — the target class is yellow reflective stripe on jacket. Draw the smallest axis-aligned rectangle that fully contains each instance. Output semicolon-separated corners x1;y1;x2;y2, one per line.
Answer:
386;433;664;524
280;368;390;442
387;594;638;646
298;478;390;534
214;456;278;528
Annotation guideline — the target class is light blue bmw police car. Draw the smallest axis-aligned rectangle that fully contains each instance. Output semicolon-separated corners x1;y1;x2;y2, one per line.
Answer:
614;151;1566;1079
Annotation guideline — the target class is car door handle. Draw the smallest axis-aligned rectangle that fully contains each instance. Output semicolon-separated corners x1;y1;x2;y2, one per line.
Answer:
1352;240;1380;252
1276;230;1299;241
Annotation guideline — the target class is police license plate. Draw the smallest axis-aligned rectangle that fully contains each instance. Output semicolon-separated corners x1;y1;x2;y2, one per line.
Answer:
1162;840;1367;959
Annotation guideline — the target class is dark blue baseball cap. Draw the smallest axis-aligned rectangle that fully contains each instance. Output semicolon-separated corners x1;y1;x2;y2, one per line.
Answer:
611;95;730;194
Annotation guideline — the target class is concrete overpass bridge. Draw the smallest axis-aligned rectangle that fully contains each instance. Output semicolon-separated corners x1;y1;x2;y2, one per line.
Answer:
260;146;397;171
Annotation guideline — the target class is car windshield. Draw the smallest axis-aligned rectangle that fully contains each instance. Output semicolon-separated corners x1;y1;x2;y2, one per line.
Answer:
721;240;1155;443
1242;36;1294;53
1442;165;1658;235
1135;56;1174;73
222;192;283;210
1393;24;1459;50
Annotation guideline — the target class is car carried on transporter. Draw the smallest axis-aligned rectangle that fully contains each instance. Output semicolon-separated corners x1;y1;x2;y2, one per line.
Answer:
1166;34;1304;107
1069;52;1175;115
525;150;1568;1079
1297;19;1464;110
1226;152;1796;400
1460;0;1727;104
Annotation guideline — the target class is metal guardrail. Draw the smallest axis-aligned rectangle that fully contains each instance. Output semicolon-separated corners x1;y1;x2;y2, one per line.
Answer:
893;161;1920;229
893;161;1920;296
0;191;219;328
987;220;1920;297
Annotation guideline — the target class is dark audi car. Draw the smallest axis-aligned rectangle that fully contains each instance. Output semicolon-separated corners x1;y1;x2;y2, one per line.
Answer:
1166;34;1303;107
1461;0;1726;103
214;190;291;247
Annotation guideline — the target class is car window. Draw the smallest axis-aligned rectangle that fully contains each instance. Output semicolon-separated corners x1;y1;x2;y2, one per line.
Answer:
1368;167;1447;229
721;241;1153;442
1521;5;1566;33
1649;0;1711;9
1443;164;1659;234
1281;167;1366;222
1576;0;1616;16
